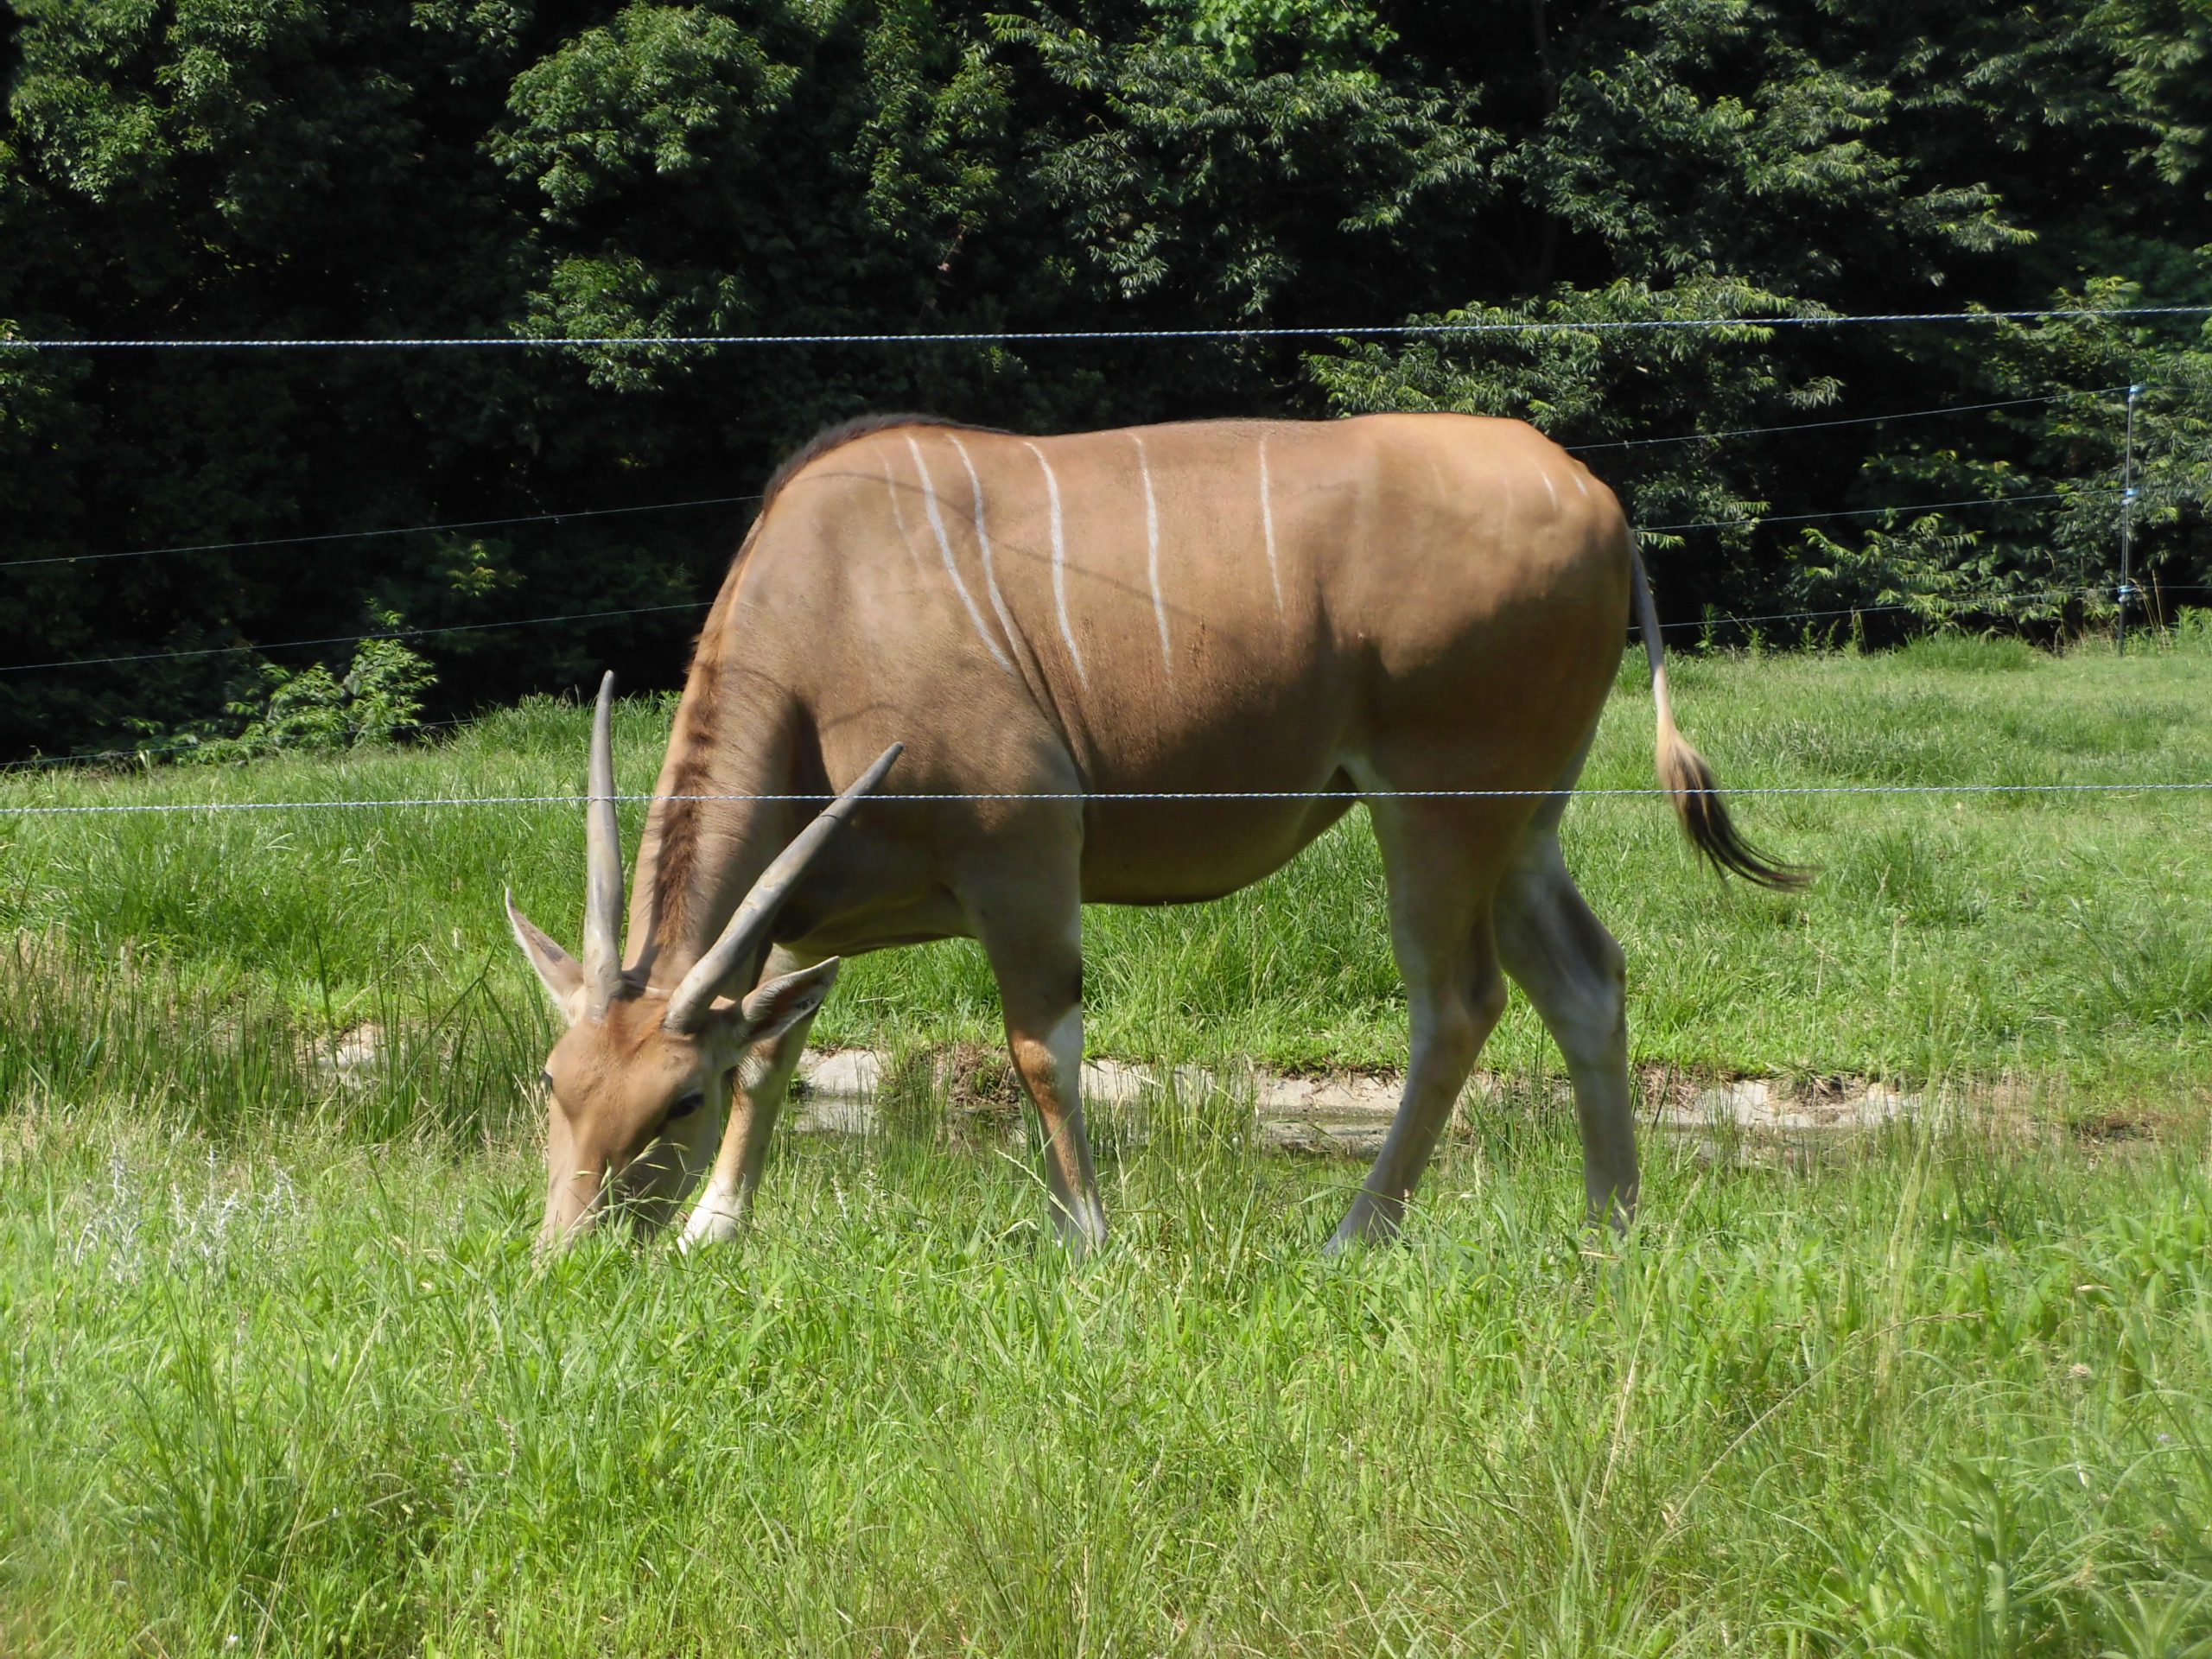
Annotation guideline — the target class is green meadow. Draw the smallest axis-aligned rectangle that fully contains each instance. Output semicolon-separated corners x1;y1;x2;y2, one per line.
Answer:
3;632;2209;1654
5;629;2209;1093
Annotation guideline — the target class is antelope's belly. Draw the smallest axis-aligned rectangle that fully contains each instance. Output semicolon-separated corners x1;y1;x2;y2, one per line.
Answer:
1077;784;1358;904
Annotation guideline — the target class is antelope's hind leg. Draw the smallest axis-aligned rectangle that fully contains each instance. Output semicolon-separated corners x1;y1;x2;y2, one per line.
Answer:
1329;799;1512;1253
1495;830;1637;1229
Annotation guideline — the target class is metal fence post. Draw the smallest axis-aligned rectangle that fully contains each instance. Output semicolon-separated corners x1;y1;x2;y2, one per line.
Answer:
2118;383;2141;655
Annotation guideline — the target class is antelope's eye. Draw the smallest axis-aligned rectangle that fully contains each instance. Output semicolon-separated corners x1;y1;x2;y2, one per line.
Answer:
538;1070;555;1094
667;1090;706;1122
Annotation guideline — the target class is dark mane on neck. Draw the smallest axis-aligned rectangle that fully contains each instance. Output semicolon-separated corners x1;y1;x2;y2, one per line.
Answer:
753;411;993;518
649;413;989;952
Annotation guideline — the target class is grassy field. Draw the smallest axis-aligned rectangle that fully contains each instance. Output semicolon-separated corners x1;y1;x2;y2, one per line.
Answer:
5;629;2210;1094
3;632;2211;1654
3;1101;2209;1655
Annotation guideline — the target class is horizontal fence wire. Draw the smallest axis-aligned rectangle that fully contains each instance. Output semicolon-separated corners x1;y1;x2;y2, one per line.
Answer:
0;716;486;773
0;600;715;674
5;305;2210;351
11;575;2202;771
3;385;2149;575
0;493;766;572
5;783;2210;817
4;573;2203;685
1654;583;2209;632
3;496;2164;676
1643;487;2107;535
1559;386;2136;453
3;365;2197;769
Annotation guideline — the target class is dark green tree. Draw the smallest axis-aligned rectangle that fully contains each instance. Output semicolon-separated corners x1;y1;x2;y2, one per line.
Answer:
2;0;2205;760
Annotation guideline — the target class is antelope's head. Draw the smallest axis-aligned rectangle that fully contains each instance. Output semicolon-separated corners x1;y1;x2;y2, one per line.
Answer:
505;674;899;1252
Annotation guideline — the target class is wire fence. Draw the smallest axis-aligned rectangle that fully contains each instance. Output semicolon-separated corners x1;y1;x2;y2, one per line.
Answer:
1643;487;2108;535
9;569;2206;773
1655;583;2209;635
0;493;766;572
3;781;2210;818
0;715;491;775
5;303;2209;351
0;385;2152;575
5;474;2187;677
7;510;2192;679
21;546;2204;779
0;601;714;676
1558;386;2135;453
5;314;2206;779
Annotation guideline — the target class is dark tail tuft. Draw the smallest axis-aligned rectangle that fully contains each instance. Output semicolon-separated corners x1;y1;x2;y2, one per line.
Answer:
1629;531;1808;891
1657;726;1808;890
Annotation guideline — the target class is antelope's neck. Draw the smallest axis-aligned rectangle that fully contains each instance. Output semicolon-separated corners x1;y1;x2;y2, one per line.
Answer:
624;670;798;992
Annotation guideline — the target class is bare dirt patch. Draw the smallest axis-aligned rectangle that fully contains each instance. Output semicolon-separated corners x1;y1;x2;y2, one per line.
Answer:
782;1047;2120;1156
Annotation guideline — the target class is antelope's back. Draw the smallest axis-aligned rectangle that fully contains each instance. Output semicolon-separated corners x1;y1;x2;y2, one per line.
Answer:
742;414;1629;806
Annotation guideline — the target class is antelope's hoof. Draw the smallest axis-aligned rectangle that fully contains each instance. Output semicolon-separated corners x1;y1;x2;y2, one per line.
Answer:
1050;1196;1109;1258
1324;1203;1403;1257
677;1202;743;1254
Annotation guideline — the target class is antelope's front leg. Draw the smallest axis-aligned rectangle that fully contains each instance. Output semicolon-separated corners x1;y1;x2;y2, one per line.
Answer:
968;861;1107;1252
679;947;821;1250
1005;991;1107;1251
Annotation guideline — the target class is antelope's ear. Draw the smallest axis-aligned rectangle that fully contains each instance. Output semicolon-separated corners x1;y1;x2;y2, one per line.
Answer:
709;958;842;1054
506;889;586;1025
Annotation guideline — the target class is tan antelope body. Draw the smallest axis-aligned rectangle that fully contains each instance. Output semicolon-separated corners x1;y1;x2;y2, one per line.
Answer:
508;412;1794;1254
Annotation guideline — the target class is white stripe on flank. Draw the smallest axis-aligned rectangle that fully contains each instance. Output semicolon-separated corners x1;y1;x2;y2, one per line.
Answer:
1023;441;1086;687
1130;434;1171;674
1573;470;1589;499
948;435;1019;652
1257;436;1284;613
880;452;923;574
1540;468;1560;514
906;436;1012;673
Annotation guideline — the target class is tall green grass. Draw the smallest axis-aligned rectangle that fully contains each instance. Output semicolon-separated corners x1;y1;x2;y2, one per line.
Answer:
0;931;549;1146
3;634;2210;1654
4;633;2209;1090
3;1102;2207;1655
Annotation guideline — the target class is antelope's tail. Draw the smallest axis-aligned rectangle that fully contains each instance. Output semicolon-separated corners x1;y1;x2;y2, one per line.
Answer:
1629;536;1807;890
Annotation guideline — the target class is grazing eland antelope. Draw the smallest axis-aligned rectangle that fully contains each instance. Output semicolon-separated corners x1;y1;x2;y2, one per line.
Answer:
508;413;1796;1255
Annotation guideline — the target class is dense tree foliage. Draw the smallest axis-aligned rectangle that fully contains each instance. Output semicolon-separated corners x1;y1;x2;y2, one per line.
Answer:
3;0;2207;759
